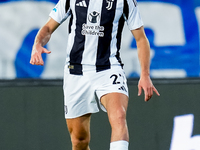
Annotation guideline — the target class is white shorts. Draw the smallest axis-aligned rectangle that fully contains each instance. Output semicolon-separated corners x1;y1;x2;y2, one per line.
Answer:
63;65;129;119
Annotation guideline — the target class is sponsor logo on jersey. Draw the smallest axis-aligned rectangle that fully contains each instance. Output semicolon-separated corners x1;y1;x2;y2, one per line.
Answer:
76;0;87;7
106;0;114;10
88;11;100;23
80;11;104;37
81;23;104;37
53;7;57;12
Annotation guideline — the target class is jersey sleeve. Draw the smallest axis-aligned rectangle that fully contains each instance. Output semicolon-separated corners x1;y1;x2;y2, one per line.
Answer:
124;0;144;31
49;0;71;24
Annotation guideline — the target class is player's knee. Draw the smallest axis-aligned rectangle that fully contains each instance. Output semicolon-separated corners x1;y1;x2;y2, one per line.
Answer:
71;136;90;149
69;129;90;149
109;108;127;128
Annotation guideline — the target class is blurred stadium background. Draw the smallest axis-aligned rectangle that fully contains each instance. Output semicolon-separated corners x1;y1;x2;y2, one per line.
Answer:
0;0;200;149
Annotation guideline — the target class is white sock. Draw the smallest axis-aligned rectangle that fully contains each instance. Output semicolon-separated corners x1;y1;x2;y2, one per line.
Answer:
109;140;129;150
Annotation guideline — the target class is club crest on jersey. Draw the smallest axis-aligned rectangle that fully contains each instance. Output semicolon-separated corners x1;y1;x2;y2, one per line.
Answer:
88;11;100;23
106;0;114;10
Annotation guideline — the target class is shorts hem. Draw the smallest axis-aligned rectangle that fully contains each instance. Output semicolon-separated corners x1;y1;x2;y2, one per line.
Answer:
97;91;129;112
97;91;129;101
65;110;99;119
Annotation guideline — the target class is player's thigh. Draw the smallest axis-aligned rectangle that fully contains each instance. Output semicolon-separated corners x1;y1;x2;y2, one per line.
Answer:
66;113;91;140
101;93;128;121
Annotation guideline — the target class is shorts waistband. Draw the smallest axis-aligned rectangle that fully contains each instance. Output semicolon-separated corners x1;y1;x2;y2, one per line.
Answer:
66;63;122;75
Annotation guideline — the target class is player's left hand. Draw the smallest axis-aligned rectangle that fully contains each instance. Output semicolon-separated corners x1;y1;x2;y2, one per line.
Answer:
138;75;160;101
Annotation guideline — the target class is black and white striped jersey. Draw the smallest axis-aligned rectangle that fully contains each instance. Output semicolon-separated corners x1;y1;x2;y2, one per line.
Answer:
49;0;143;75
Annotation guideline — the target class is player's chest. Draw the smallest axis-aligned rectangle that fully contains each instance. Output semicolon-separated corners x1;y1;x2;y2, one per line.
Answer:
70;0;124;22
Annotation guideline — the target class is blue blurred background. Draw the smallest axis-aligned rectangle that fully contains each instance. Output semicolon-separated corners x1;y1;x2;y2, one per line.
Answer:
0;0;200;78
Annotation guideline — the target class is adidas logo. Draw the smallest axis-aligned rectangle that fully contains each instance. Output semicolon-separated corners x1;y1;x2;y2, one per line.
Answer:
76;0;87;7
118;86;127;92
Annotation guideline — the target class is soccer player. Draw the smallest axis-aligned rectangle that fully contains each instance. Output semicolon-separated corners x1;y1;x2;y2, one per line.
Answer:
30;0;160;149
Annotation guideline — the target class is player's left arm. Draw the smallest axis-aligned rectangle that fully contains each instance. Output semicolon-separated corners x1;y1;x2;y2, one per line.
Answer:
131;26;160;101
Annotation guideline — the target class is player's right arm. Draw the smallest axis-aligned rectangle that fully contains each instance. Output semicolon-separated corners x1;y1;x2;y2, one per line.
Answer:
30;17;60;66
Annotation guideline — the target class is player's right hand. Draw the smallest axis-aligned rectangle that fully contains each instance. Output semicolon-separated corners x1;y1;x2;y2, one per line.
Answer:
30;44;51;66
138;75;160;101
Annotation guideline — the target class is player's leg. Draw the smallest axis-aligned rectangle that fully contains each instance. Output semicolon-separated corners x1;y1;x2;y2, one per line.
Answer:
101;93;129;150
66;113;91;150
